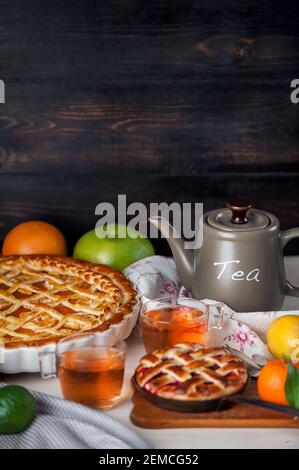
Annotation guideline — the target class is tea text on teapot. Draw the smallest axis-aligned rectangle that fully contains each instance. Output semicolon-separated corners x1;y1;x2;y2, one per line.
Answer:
213;260;260;282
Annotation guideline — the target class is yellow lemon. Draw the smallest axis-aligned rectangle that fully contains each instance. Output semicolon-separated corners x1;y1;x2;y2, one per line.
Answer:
266;315;299;360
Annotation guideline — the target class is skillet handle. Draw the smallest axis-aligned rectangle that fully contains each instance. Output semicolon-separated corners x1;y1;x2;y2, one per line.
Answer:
225;394;299;418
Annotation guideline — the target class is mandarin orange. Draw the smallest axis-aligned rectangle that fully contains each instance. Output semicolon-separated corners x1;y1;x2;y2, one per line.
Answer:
257;358;289;406
2;221;67;256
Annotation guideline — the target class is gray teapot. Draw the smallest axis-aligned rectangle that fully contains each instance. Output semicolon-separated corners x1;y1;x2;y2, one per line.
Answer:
149;200;299;312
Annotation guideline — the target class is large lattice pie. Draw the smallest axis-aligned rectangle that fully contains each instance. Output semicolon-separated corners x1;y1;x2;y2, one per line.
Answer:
135;343;248;400
0;255;137;348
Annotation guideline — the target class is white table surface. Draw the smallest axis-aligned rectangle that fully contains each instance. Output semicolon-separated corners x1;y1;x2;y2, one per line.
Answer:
2;257;299;449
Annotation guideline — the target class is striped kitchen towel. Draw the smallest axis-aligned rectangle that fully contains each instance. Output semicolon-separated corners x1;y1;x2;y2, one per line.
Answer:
0;384;149;449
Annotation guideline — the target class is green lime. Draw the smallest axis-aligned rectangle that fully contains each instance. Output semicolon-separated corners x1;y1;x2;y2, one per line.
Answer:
0;385;35;433
73;224;155;271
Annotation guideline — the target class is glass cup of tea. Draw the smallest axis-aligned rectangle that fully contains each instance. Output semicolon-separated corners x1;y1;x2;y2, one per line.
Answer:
140;297;224;353
39;333;126;410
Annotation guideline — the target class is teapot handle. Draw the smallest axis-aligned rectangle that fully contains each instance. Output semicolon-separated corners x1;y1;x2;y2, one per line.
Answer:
281;228;299;297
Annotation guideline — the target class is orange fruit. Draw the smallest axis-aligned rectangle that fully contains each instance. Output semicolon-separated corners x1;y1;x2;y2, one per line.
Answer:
257;358;289;406
2;221;67;256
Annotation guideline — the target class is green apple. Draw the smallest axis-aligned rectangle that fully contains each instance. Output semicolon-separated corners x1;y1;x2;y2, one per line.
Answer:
73;224;155;271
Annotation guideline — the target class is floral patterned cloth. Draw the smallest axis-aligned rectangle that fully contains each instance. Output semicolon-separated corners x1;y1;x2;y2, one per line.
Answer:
124;255;299;367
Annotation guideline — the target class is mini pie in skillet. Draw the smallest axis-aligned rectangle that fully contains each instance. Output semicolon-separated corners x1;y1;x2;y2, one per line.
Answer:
135;343;248;401
0;255;137;348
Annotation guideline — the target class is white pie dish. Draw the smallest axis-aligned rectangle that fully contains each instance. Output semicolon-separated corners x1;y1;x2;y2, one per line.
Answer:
0;298;140;374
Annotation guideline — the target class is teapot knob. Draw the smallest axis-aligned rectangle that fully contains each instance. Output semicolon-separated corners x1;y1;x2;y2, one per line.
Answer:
226;199;252;224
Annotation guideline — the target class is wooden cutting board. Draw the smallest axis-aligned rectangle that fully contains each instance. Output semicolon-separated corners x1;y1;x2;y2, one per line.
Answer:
130;381;299;429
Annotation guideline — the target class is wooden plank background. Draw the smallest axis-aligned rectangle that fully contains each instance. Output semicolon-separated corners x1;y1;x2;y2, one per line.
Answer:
0;0;299;254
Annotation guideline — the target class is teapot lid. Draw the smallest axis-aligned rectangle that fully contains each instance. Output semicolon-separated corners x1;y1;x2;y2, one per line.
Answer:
207;200;271;232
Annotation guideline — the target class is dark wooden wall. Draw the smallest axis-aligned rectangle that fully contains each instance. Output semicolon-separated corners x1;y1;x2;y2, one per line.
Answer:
1;0;299;254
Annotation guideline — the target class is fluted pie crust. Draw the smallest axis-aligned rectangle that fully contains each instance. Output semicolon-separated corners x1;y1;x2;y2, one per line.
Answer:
0;255;137;348
135;343;248;401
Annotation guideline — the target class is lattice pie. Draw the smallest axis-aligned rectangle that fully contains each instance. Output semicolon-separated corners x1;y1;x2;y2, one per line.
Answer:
0;255;137;348
135;343;248;400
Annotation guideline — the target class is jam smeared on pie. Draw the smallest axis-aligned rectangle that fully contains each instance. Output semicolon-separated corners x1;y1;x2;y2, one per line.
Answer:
135;343;248;401
0;255;137;348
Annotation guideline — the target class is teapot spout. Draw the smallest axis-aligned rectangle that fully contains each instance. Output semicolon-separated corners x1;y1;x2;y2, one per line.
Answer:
148;216;194;290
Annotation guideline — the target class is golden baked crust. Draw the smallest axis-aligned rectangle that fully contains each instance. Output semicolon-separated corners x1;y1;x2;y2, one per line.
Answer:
135;343;248;401
0;255;137;348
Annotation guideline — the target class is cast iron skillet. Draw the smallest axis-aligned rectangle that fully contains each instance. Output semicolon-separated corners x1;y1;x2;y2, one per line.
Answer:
132;376;299;417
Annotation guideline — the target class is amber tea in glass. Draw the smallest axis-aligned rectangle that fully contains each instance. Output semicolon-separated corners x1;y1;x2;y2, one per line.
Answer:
40;333;126;410
140;298;224;353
